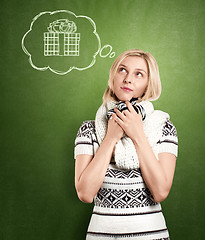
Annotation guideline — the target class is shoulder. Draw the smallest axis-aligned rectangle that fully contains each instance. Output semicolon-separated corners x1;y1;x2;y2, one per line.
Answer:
76;120;95;138
74;120;96;158
161;119;178;137
157;118;178;157
150;109;177;137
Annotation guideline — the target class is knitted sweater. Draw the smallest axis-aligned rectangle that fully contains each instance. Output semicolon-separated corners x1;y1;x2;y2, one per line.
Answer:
74;120;178;240
75;120;178;159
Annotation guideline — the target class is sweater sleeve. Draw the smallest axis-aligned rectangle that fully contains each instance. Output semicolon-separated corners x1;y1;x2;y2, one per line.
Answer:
157;119;178;157
74;120;96;159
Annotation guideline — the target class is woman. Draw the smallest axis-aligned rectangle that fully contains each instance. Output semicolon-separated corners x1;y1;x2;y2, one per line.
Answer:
74;49;178;240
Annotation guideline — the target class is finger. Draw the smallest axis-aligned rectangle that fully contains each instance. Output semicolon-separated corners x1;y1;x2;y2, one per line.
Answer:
112;112;124;127
126;101;136;113
114;108;126;120
133;106;143;120
123;109;130;116
133;105;139;114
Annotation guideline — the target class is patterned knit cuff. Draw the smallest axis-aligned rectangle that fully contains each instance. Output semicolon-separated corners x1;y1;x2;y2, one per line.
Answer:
74;136;94;159
157;141;178;157
74;144;93;159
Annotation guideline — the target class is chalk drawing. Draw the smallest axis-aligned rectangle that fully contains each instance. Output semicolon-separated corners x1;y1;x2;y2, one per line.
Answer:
100;45;115;58
22;10;116;75
44;19;80;56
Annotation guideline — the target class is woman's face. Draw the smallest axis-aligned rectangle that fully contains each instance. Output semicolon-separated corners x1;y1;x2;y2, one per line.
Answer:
113;56;148;101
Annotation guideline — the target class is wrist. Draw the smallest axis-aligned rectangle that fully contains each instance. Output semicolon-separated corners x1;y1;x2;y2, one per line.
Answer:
132;131;147;146
104;134;118;146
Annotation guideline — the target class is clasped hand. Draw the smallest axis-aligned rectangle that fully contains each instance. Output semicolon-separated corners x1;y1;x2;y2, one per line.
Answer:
111;101;145;142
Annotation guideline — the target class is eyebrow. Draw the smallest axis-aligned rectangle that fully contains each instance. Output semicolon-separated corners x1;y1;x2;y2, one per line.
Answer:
119;64;147;74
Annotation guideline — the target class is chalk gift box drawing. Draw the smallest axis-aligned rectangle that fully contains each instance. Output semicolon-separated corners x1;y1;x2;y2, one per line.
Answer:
44;19;80;56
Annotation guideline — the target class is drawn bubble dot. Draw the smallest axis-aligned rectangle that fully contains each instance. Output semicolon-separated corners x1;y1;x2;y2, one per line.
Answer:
100;45;112;58
109;52;115;58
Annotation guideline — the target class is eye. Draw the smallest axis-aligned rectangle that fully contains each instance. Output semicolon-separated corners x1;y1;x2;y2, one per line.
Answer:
119;67;126;73
136;72;143;77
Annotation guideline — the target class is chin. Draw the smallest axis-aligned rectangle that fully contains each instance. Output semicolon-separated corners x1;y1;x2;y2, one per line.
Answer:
118;95;133;102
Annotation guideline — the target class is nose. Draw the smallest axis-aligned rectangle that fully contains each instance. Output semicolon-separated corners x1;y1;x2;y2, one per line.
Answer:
123;74;132;84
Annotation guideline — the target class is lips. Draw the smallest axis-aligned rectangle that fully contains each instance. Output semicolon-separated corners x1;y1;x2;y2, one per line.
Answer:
121;87;133;92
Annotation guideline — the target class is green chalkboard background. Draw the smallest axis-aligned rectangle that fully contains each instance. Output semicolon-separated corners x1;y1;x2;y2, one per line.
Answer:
1;0;205;239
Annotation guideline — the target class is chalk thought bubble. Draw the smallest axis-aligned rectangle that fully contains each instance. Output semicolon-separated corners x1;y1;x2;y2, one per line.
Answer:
22;10;115;75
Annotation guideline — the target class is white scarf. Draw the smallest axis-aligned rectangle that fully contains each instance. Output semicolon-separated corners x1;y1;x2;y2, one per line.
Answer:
95;100;170;170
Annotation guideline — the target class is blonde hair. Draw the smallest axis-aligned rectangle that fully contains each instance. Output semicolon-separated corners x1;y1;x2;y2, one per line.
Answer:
103;49;161;104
